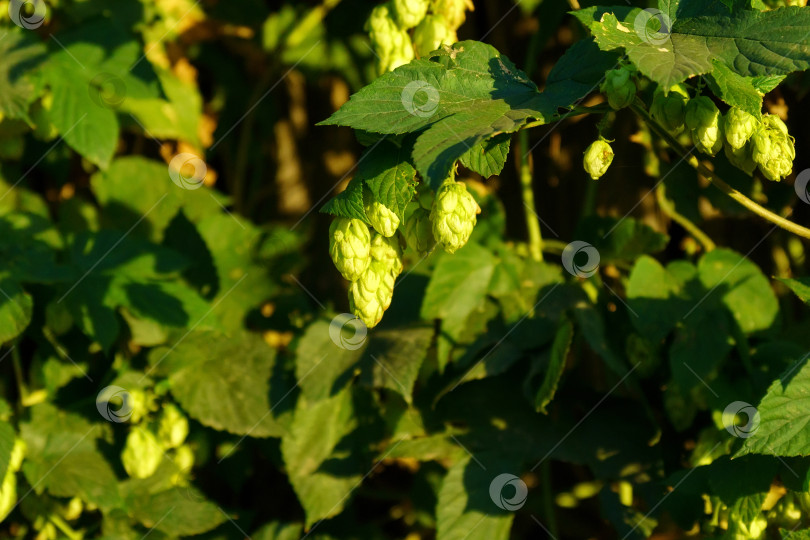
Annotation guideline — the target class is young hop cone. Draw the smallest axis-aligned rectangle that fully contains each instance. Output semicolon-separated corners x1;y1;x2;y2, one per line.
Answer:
723;108;759;150
349;234;403;328
751;114;795;181
366;4;414;73
413;14;457;57
121;428;164;479
685;96;723;156
650;84;689;134
329;217;372;281
158;403;189;449
430;181;479;253
392;0;430;29
404;202;435;255
431;0;473;30
364;198;400;237
600;66;636;110
583;139;614;180
724;143;757;176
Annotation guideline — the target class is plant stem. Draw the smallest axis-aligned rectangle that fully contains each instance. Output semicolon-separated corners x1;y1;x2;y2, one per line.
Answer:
655;184;716;252
540;461;559;538
519;130;544;261
10;344;27;404
630;101;810;241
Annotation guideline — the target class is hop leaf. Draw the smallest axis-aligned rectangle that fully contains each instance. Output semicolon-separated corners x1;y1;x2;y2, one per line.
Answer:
685;96;723;156
430;181;479;253
583;139;614;180
751;114;795;181
413;14;457;57
349;234;403;328
121;428;164;479
392;0;430;29
723;108;759;150
329;218;372;281
404;203;435;255
650;84;689;134
600;66;636;110
364;198;401;237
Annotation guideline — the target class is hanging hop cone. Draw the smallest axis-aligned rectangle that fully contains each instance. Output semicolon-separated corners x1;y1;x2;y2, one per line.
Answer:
430;181;479;253
364;197;400;238
650;84;689;134
121;428;164;479
404;201;436;255
329;217;372;281
685;96;723;156
392;0;430;29
583;139;614;180
413;14;457;57
366;4;414;73
723;108;759;150
431;0;473;30
349;234;403;329
751;114;795;181
600;66;637;110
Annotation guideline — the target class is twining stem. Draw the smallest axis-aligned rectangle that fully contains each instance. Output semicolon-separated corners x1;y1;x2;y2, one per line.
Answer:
655;184;716;252
630;101;810;241
540;460;559;538
519;131;544;261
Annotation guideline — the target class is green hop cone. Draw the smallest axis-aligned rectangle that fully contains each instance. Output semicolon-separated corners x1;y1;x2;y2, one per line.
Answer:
413;14;457;57
366;5;414;73
723;107;759;149
685;96;723;156
583;139;614;180
173;444;195;472
650;84;689;134
329;217;372;281
751;114;795;181
724;143;757;175
364;198;400;237
404;203;435;255
392;0;430;29
158;404;189;449
430;181;479;253
600;67;636;110
431;0;472;30
121;428;164;479
349;234;403;329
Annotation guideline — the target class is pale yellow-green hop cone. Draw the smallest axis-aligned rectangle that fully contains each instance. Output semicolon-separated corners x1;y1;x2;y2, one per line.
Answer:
600;66;636;110
404;202;435;255
158;403;189;449
751;115;795;181
650;84;689;134
364;198;400;237
366;4;414;73
431;0;473;30
413;14;457;57
723;108;759;150
121;428;164;479
392;0;430;29
685;96;722;156
583;139;614;180
724;142;757;175
329;217;372;281
349;234;403;328
430;181;479;253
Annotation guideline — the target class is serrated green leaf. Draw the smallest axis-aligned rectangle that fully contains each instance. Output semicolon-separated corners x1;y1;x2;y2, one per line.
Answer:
459;133;512;178
0;276;32;344
360;325;433;404
575;6;810;88
535;319;573;413
320;176;368;223
780;277;810;305
130;487;226;537
294;319;367;401
705;61;763;117
0;30;46;121
150;330;284;437
421;244;496;321
627;256;686;342
737;357;810;457
575;216;669;264
669;308;733;390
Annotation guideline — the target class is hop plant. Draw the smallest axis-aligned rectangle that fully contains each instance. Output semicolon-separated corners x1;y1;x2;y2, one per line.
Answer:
600;66;636;110
430;181;479;253
650;84;689;134
751;114;795;181
431;0;473;30
366;5;414;73
392;0;430;29
364;198;400;237
685;96;723;156
724;143;757;176
158;404;189;449
723;108;759;149
413;14;457;57
329;218;372;281
583;139;614;180
348;234;403;328
404;202;435;255
121;428;164;479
